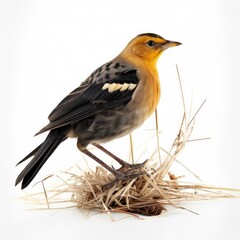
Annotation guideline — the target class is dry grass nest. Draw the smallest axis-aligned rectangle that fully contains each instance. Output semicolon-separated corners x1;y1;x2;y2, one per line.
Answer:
23;66;239;218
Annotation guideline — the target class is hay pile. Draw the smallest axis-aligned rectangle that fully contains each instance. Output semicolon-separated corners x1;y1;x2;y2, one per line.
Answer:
23;66;239;217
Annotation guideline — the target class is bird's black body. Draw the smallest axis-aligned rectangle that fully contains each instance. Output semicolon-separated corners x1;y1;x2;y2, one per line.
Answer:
16;61;140;189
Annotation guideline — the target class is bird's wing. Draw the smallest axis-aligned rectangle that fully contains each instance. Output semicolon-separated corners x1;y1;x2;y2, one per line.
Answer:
36;63;139;135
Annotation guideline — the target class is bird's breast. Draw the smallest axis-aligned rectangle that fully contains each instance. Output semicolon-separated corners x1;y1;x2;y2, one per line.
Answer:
130;67;160;122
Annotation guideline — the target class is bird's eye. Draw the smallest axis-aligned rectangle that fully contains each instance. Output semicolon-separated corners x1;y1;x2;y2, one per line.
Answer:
146;40;156;48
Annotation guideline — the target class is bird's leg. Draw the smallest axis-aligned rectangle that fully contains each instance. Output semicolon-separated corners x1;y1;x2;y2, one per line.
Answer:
78;139;147;190
92;143;126;166
80;148;146;181
92;143;147;170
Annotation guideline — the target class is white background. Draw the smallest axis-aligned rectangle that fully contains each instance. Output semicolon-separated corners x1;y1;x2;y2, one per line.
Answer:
1;0;240;239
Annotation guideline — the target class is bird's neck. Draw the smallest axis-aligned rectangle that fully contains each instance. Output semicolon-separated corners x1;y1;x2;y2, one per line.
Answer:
118;50;159;70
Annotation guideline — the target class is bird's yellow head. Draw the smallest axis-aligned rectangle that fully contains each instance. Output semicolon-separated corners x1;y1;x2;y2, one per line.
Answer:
120;33;181;67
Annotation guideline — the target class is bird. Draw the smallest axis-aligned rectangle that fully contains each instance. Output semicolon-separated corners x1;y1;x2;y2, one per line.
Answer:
15;33;181;190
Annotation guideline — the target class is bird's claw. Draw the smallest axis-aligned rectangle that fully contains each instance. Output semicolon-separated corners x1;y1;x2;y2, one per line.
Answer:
117;159;148;172
102;163;148;191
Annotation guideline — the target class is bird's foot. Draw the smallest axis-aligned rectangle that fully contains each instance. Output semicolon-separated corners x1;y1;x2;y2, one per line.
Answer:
102;171;147;191
117;159;148;172
102;160;148;191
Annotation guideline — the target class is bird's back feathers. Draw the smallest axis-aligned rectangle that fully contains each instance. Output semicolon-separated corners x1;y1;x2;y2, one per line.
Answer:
36;64;139;135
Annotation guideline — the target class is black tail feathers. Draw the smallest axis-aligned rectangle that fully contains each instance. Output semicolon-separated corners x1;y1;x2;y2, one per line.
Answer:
16;143;43;167
15;129;67;189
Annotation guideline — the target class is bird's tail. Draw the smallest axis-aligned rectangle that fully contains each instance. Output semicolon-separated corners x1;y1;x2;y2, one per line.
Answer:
15;128;67;189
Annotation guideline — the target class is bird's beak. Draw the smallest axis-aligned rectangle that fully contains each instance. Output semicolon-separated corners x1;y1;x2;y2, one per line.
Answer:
160;40;182;50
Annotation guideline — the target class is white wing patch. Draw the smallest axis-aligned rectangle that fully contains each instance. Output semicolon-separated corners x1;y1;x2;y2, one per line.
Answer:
120;83;130;91
102;83;137;93
102;83;110;90
128;83;137;91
